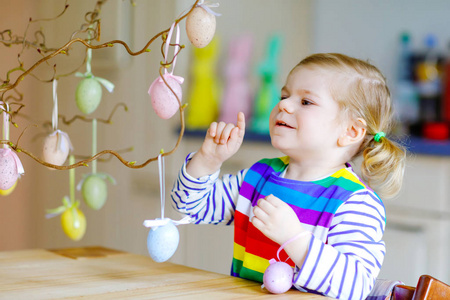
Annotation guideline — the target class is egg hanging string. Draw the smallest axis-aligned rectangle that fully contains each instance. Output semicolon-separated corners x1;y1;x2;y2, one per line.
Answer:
143;154;191;228
1;102;10;149
92;118;97;174
46;155;78;219
75;30;114;94
163;23;180;76
50;79;73;156
158;152;165;219
52;79;58;131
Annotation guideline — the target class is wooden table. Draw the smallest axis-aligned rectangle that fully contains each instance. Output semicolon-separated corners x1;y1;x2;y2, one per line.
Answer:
0;246;328;299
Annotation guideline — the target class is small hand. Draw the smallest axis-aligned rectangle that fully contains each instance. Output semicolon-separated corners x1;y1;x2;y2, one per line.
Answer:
252;194;304;245
186;112;245;178
199;111;246;166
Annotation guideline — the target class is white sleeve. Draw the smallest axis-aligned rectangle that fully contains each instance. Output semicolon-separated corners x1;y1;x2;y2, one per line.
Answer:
170;152;248;225
293;190;386;300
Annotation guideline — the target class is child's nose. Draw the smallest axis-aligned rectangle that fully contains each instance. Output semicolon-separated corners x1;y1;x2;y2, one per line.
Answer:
278;98;294;113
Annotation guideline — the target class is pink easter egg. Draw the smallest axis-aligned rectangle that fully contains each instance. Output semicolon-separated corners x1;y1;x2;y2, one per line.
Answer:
0;151;19;190
263;261;294;294
148;74;182;119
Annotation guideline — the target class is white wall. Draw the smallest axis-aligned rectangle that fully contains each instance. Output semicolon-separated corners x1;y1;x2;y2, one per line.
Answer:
312;0;450;85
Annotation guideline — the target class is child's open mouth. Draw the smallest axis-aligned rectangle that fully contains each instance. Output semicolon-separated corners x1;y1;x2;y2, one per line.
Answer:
276;121;294;129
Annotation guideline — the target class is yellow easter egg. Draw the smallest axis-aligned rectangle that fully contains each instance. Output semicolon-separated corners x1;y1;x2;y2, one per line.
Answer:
61;208;86;241
0;181;17;196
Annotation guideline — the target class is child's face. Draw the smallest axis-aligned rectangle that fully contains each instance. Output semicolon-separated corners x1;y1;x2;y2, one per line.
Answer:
269;65;346;160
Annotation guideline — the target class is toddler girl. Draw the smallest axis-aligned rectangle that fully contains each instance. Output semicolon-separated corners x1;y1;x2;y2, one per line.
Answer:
171;53;406;299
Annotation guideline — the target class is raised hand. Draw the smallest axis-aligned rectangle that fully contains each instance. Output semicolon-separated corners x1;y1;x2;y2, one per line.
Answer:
186;112;245;178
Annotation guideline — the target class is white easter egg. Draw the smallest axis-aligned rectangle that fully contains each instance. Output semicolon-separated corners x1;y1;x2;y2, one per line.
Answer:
0;153;19;190
186;6;216;48
42;132;70;166
149;75;182;119
147;221;179;263
263;261;294;294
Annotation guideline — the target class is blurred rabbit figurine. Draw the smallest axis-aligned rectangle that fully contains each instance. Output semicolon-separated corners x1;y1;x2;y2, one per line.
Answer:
186;37;221;129
251;35;282;134
220;34;254;124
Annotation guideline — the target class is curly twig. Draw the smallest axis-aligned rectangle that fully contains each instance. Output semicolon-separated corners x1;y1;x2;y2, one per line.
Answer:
55;103;128;126
0;0;199;170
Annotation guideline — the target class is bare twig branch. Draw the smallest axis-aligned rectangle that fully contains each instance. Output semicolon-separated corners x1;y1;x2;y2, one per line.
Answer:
0;0;200;170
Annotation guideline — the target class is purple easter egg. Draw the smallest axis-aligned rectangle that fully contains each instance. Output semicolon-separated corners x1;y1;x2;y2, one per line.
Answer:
263;261;294;294
149;75;182;119
0;153;19;190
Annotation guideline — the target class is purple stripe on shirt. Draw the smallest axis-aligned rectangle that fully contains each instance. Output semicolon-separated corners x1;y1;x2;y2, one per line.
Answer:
249;161;278;176
239;181;264;205
289;204;334;227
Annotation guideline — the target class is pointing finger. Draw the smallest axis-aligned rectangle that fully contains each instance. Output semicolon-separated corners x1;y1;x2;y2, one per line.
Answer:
237;112;246;138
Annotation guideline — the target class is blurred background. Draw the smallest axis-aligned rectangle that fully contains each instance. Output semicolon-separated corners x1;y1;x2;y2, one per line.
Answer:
1;0;449;287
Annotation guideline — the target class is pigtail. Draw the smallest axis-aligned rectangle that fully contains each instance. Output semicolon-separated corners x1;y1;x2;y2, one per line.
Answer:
361;135;406;199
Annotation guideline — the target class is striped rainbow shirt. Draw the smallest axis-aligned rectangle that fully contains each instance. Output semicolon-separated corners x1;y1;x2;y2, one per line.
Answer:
171;153;386;300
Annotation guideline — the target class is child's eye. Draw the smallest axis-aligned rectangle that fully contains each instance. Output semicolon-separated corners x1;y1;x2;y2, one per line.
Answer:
301;99;313;105
280;96;288;101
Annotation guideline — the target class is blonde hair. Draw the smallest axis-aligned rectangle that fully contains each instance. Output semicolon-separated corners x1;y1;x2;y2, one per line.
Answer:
297;53;406;199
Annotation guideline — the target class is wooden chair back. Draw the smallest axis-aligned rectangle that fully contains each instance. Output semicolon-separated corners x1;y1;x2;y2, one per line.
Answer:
390;275;450;300
413;275;450;300
391;284;415;300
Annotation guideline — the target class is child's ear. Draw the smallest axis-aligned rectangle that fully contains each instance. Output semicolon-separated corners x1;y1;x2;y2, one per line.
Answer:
338;118;367;147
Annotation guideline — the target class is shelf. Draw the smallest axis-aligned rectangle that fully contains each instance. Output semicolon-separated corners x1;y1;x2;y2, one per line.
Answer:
183;129;450;157
405;136;450;156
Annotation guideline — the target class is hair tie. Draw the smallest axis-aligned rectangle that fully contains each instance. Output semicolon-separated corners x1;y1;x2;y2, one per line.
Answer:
374;131;386;143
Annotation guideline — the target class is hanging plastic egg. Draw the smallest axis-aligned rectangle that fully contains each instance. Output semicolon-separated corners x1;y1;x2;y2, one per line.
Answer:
81;174;107;210
0;181;17;196
76;78;102;114
186;6;216;48
147;220;179;263
263;261;294;294
42;131;71;166
61;207;86;241
148;74;183;119
0;149;20;190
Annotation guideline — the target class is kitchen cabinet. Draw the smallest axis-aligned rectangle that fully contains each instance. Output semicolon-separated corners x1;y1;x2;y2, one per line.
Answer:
380;156;450;286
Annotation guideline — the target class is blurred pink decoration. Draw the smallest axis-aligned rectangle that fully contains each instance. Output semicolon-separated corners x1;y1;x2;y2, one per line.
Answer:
219;34;254;124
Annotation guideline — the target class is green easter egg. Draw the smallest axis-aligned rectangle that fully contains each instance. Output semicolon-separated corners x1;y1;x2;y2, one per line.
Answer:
76;78;102;114
82;175;107;210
